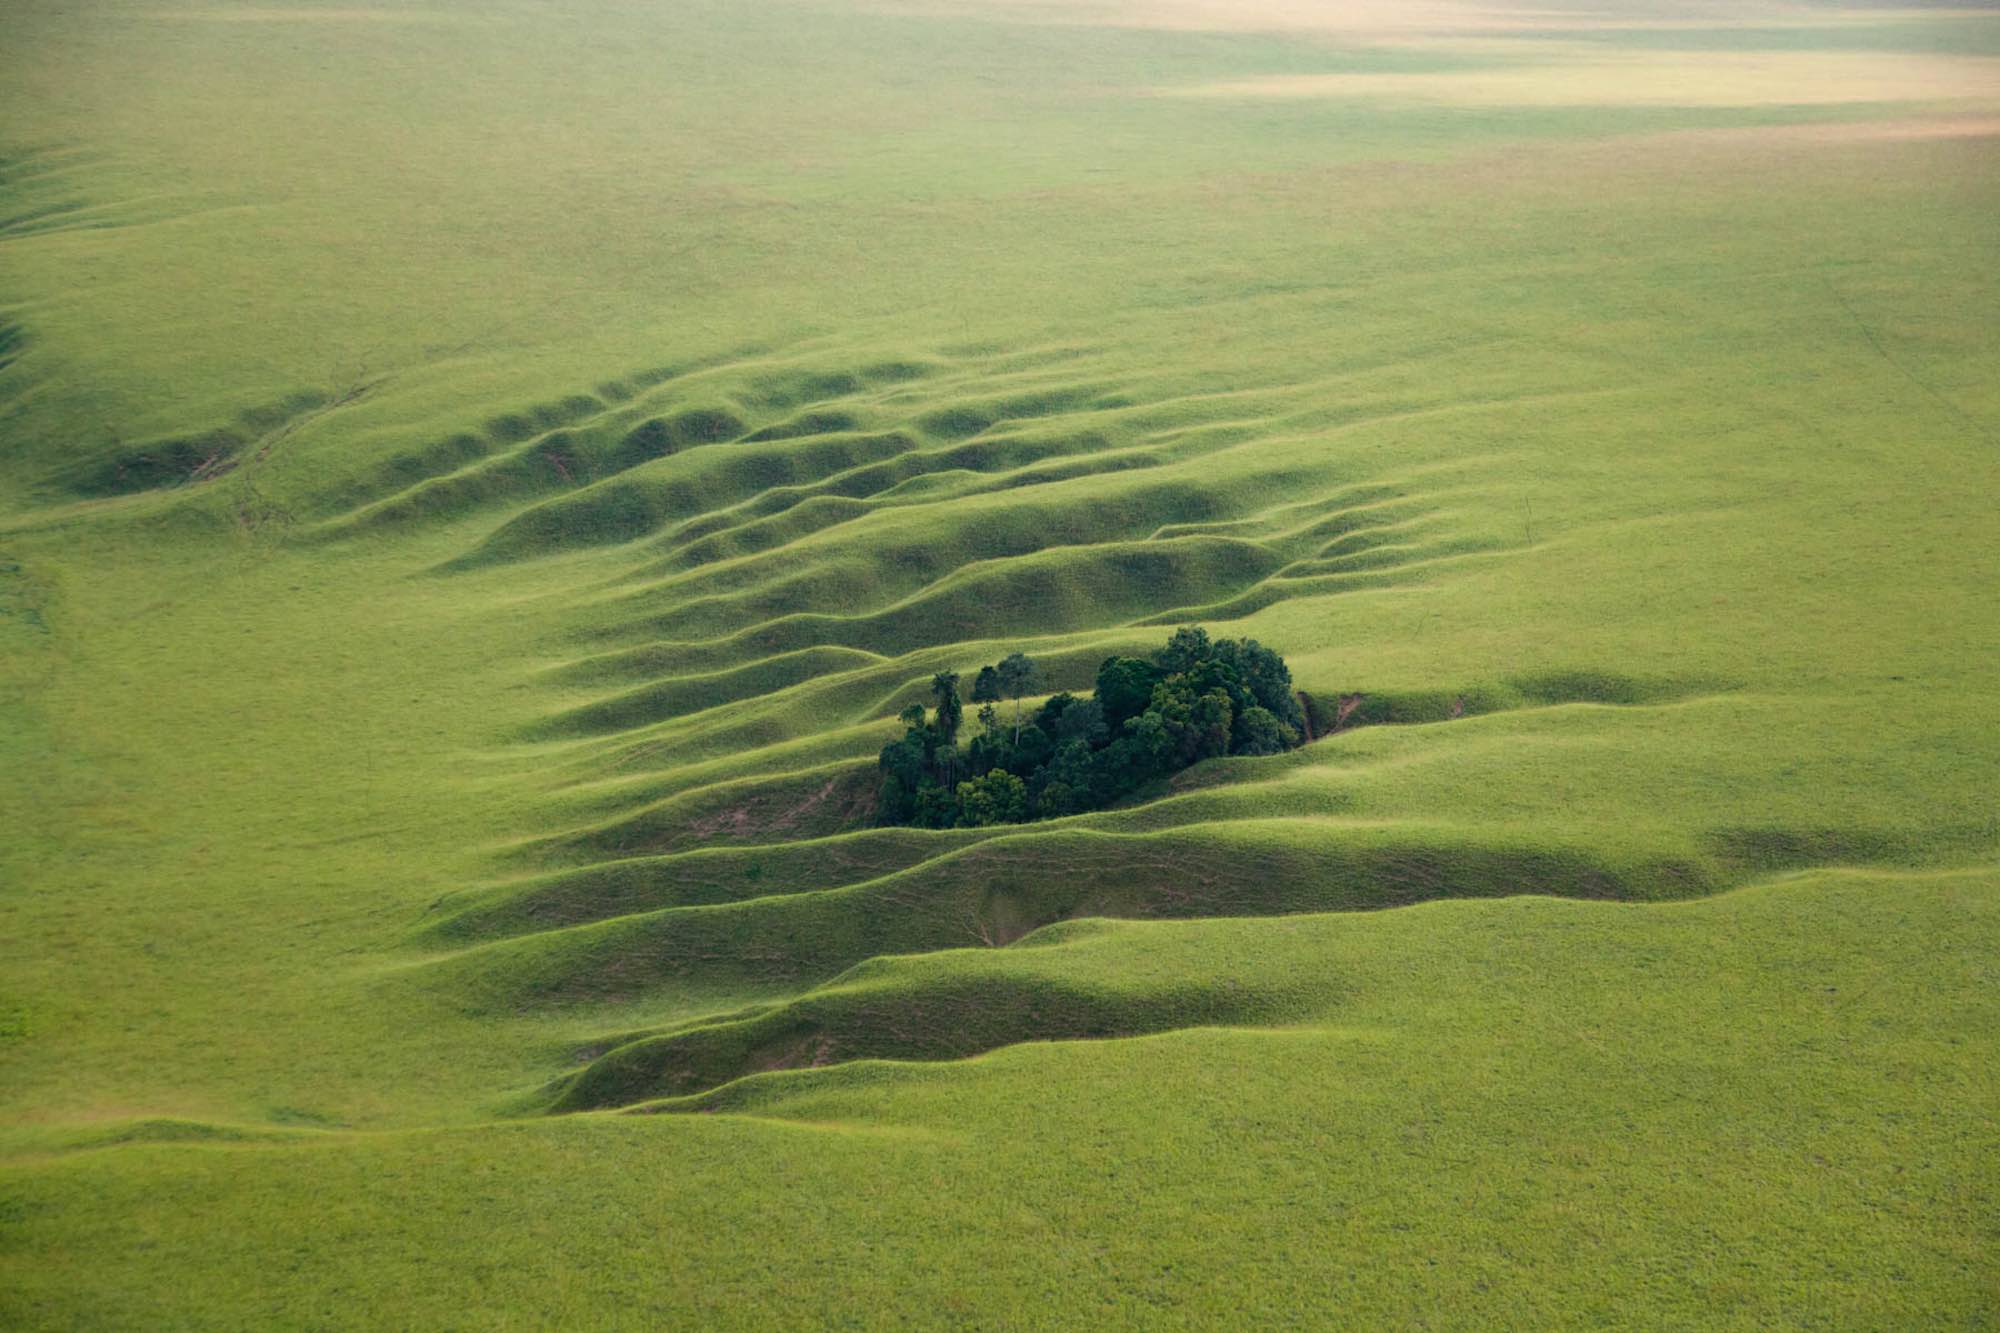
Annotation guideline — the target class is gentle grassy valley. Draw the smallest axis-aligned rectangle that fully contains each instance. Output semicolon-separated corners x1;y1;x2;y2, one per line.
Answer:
1;0;1996;1325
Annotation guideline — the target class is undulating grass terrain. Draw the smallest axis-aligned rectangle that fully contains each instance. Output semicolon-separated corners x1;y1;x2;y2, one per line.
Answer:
1;0;1995;1325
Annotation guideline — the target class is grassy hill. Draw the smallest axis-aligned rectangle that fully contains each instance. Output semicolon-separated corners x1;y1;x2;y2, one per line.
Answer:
2;0;1995;1325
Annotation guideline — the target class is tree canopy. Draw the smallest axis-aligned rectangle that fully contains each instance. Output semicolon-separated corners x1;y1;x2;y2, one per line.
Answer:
875;627;1307;828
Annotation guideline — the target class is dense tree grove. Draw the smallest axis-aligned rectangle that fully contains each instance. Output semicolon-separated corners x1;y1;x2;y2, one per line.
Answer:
876;627;1308;827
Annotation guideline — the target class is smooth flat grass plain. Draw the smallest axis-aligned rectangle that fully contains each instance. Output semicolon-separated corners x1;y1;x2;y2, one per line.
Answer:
2;0;1997;1325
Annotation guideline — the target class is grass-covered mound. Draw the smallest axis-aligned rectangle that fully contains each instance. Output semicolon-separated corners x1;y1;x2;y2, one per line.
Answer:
876;626;1308;827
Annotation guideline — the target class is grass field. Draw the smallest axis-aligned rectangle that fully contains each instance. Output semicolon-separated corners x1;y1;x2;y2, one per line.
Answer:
2;0;1996;1325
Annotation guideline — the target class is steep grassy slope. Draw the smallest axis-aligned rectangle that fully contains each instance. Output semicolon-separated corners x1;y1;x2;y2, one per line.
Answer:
2;0;1996;1325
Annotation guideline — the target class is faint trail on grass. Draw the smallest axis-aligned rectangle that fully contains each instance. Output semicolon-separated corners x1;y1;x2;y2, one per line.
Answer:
1820;271;1993;445
227;366;394;541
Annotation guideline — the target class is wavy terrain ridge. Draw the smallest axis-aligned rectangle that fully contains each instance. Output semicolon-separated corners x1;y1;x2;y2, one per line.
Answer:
133;333;1949;1115
319;340;1552;1107
7;260;1989;1125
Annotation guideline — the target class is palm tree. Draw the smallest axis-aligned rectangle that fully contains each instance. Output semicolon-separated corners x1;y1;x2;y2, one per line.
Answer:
930;671;962;744
996;652;1040;742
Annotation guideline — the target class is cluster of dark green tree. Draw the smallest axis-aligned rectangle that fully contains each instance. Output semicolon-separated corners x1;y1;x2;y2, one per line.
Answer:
876;627;1308;827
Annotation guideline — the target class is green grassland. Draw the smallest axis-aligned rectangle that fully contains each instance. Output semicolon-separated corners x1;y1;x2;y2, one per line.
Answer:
2;0;1997;1325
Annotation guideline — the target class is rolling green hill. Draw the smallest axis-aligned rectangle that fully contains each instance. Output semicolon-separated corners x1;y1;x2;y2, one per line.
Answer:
2;0;1995;1325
